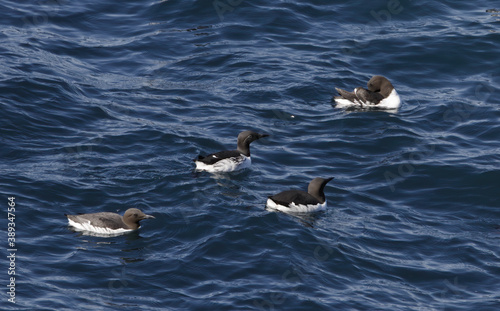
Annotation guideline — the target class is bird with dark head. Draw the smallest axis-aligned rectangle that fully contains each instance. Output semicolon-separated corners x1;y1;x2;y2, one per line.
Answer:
66;208;155;236
266;177;334;213
194;130;269;173
334;75;400;109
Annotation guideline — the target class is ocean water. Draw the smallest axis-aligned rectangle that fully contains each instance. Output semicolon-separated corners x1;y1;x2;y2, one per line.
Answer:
1;0;499;310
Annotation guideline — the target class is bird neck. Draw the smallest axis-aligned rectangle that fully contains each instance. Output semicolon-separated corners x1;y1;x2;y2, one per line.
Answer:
237;142;251;156
308;185;326;203
123;218;140;230
311;192;326;204
380;81;393;97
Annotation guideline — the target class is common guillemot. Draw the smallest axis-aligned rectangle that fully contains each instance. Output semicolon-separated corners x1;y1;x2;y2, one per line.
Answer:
65;208;155;235
194;130;268;173
334;75;401;109
266;177;334;213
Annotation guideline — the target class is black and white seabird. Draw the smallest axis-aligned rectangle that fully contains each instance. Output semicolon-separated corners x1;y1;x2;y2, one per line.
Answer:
65;208;155;235
194;130;268;173
334;75;401;109
266;177;334;213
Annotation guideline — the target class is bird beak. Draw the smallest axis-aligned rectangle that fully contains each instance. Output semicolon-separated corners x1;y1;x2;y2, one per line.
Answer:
259;133;270;138
143;214;155;219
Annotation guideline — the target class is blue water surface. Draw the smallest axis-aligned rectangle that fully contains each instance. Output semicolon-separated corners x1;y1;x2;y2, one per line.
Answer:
1;0;499;310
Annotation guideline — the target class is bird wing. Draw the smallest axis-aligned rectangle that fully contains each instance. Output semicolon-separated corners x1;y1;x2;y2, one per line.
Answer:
335;87;358;103
76;213;125;229
269;190;320;207
195;150;242;165
355;88;385;105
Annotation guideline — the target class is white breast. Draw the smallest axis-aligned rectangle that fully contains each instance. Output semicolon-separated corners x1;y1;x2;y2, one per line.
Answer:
376;89;401;109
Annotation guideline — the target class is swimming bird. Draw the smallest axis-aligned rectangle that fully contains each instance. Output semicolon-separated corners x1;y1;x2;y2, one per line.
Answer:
194;130;269;173
266;177;334;213
334;75;401;109
65;208;155;235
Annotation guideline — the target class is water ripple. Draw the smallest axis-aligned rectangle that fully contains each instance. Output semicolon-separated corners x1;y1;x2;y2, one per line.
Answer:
2;0;500;310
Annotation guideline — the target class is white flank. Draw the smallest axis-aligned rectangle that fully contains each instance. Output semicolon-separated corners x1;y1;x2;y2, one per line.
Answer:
334;97;361;108
335;88;401;110
195;155;251;173
266;198;327;214
68;218;133;235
